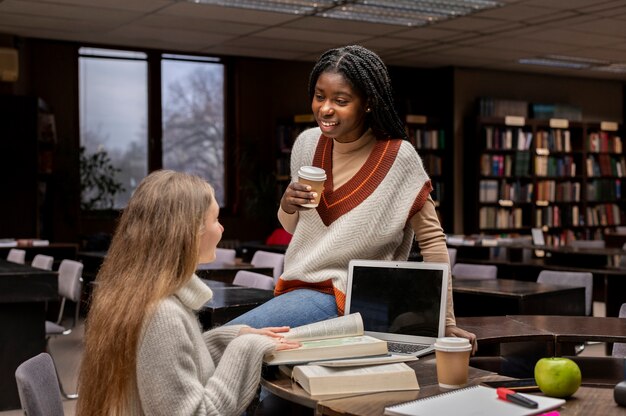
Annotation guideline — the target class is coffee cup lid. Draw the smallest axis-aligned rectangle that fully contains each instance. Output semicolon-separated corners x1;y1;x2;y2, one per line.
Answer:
298;166;326;181
434;337;472;352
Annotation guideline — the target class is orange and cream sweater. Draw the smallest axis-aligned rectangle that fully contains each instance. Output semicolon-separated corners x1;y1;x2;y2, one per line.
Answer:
276;127;455;326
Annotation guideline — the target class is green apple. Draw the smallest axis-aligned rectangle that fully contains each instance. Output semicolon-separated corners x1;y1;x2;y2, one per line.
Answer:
534;357;582;398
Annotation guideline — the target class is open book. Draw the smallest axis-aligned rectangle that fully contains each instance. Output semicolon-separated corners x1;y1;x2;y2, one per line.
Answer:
263;313;388;365
292;362;419;398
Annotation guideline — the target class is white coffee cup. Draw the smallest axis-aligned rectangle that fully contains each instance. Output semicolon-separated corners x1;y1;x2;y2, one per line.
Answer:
297;166;326;208
434;337;472;389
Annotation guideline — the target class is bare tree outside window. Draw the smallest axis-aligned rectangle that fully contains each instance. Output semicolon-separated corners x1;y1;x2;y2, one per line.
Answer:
79;48;148;209
162;58;225;206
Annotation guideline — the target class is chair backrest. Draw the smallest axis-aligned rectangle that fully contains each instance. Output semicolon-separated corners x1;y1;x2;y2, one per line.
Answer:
250;250;285;284
15;353;64;416
452;263;497;280
447;248;457;268
57;259;83;302
612;303;626;357
215;248;236;265
537;270;593;316
7;248;26;264
32;254;54;270
569;239;605;249
233;270;274;290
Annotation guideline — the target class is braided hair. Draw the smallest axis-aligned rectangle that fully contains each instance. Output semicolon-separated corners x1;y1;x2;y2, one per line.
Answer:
308;45;407;141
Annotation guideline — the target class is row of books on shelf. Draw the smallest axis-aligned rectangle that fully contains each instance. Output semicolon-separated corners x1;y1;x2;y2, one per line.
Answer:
534;155;577;177
480;178;625;203
422;154;442;175
483;126;532;150
586;154;626;177
535;205;581;228
446;233;531;247
534;204;623;228
587;131;623;153
407;128;445;150
480;152;531;177
535;129;572;152
479;180;533;203
586;204;623;227
478;207;524;230
587;179;622;201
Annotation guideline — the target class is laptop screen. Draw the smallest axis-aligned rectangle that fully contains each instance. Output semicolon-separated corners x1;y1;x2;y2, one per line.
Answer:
345;260;448;340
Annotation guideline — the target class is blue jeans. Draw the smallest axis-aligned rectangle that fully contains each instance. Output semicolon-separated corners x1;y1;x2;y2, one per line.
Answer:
226;289;338;328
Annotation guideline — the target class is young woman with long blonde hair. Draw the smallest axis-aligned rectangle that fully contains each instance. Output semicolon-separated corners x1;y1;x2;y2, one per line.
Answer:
77;170;298;415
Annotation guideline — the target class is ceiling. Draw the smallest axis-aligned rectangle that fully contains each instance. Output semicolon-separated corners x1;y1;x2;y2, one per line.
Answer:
1;0;626;80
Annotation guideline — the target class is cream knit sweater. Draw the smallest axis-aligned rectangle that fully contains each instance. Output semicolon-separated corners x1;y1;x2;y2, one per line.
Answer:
277;127;448;312
134;275;276;416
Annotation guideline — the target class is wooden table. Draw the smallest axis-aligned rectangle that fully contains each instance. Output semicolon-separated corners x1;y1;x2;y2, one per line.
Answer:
0;260;58;410
453;279;585;316
195;265;273;284
198;279;274;328
262;355;624;415
508;315;626;355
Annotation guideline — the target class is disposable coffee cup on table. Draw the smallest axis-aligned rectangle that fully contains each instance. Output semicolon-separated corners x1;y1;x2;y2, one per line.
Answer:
434;337;472;389
297;166;326;208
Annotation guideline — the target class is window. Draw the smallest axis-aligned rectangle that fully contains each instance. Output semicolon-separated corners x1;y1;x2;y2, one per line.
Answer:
162;55;225;206
79;48;148;209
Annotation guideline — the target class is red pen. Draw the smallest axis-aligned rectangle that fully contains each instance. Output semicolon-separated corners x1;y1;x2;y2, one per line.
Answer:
497;387;539;409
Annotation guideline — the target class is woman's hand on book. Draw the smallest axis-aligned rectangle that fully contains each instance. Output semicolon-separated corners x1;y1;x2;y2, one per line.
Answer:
239;326;301;351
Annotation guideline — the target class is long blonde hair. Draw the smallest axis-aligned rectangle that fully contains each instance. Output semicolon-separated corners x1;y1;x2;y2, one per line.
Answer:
76;170;214;415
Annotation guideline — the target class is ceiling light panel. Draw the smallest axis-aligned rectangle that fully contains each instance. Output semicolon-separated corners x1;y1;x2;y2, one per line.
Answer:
188;0;502;26
189;0;335;15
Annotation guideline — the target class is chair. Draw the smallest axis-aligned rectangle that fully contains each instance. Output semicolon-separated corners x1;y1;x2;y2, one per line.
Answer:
215;248;236;265
569;239;605;249
452;263;497;280
251;250;285;285
537;270;593;316
46;259;83;399
612;303;626;357
447;248;457;268
7;248;26;264
15;353;64;416
233;270;274;290
32;254;54;270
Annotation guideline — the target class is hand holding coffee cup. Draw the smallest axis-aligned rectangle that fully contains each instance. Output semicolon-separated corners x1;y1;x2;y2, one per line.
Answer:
297;166;326;208
280;166;327;213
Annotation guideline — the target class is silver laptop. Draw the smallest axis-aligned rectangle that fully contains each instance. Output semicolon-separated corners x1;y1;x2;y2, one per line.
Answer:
345;260;449;357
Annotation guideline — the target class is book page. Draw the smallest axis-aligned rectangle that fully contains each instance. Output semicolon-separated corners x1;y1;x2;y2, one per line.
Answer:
298;362;412;377
282;313;364;341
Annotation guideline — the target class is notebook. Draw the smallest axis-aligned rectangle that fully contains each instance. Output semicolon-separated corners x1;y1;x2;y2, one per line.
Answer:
345;260;448;357
384;384;565;416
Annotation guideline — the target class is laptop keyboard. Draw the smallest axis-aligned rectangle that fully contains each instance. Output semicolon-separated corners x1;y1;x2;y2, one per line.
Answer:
387;342;430;354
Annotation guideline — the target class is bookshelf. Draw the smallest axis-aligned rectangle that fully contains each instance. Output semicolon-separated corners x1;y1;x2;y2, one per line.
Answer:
274;114;317;200
469;116;624;246
405;114;452;229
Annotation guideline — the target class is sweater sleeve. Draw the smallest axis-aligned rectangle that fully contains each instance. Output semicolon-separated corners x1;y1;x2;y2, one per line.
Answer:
137;302;277;416
409;196;456;327
202;324;248;364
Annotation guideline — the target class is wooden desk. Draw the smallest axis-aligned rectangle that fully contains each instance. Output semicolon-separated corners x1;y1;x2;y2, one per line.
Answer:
453;279;585;316
0;260;58;410
195;265;273;284
508;315;626;355
198;279;274;328
456;257;626;318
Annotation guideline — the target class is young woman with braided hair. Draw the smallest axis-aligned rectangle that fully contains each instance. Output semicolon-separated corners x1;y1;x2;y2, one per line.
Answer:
230;45;476;352
76;170;299;416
